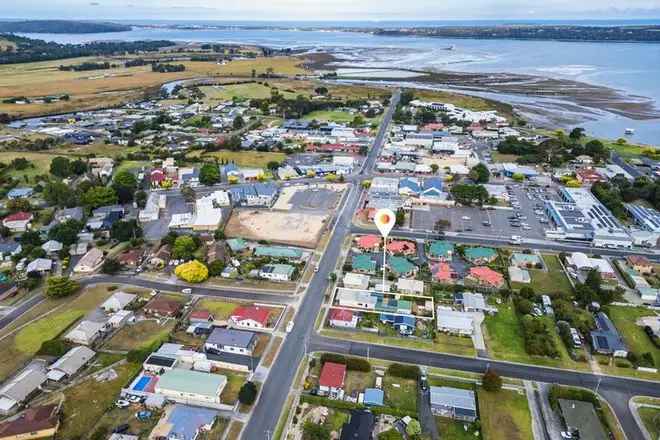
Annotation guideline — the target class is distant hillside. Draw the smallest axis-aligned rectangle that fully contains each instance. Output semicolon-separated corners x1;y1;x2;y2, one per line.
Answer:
0;20;131;34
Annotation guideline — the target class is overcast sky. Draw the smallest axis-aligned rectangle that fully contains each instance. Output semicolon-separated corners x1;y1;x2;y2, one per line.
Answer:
3;0;660;21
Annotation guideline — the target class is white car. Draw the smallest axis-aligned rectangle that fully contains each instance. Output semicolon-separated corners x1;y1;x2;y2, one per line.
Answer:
115;400;130;409
286;321;294;333
461;216;471;220
181;288;192;294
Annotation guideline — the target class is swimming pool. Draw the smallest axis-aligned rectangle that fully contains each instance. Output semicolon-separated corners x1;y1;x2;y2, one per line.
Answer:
133;376;151;391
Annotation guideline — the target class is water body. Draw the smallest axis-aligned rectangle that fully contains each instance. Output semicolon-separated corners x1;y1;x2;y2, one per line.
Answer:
18;23;660;144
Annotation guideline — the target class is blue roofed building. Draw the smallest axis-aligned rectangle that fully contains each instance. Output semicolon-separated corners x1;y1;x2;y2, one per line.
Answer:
590;312;628;358
152;404;218;440
7;187;33;200
399;177;421;196
380;314;416;335
254;246;303;260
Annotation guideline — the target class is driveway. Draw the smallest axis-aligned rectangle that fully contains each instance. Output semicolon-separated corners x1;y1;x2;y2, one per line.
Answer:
418;387;439;440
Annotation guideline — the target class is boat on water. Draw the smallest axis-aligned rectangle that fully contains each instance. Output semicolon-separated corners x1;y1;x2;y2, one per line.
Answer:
625;128;635;135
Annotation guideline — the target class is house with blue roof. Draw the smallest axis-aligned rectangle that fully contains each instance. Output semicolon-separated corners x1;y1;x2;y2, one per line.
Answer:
155;404;218;440
399;177;421;196
352;254;377;274
380;314;416;335
388;256;417;277
7;187;33;200
422;178;444;197
248;183;278;207
464;247;498;264
363;388;384;406
428;240;454;261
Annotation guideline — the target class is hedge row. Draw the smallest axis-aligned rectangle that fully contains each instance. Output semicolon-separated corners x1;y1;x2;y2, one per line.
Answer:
386;363;420;380
320;353;371;372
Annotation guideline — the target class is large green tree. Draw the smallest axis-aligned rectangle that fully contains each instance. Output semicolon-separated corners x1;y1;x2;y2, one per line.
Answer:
43;181;78;207
199;163;221;186
81;186;118;209
112;170;138;203
450;184;489;206
110;219;143;242
49;156;72;178
46;276;80;298
469;163;490;183
172;235;198;260
48;219;83;245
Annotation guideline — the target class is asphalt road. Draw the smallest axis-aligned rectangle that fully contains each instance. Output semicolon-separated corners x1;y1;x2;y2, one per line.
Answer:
242;89;401;440
311;336;660;440
0;293;44;330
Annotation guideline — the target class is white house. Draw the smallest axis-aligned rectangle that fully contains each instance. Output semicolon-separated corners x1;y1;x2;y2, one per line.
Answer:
108;310;134;328
396;278;424;295
436;307;474;336
25;258;52;274
101;291;137;313
46;346;95;381
73;248;104;273
2;212;33;232
343;273;370;290
336;288;377;310
64;320;106;345
154;369;226;407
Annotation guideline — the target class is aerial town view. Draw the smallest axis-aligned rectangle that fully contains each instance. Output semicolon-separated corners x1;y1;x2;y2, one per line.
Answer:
0;2;659;440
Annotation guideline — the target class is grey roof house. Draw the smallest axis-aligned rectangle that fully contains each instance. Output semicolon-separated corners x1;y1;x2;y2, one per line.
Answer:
590;312;628;357
204;328;257;356
429;386;478;422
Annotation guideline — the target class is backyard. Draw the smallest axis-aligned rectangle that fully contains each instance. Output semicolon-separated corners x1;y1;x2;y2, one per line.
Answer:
606;305;660;367
383;375;418;413
510;254;573;294
103;319;176;351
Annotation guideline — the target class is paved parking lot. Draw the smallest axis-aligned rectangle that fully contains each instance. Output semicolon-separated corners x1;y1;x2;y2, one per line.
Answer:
410;184;562;240
143;194;192;241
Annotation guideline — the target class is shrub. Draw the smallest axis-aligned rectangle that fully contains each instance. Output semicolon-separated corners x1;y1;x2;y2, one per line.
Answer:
318;354;371;372
238;381;258;406
482;369;502;392
386;363;420;380
37;338;70;356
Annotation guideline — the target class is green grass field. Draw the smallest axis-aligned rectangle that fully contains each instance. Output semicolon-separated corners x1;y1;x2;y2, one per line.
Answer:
218;368;248;404
199;82;298;101
607;305;660;367
104;319;175;351
511;255;573;294
320;328;476;356
196;298;239;320
384;375;418;412
478;388;533;440
14;309;84;353
193;150;286;169
436;417;478;440
639;406;660;440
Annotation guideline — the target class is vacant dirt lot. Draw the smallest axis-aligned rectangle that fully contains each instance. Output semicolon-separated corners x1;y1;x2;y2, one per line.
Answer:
225;210;328;248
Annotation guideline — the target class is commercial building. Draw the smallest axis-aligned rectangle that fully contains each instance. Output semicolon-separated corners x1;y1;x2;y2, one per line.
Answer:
625;204;660;233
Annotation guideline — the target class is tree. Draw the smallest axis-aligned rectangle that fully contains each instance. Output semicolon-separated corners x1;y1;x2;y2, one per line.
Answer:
111;219;142;242
135;190;147;208
378;429;404;440
511;172;525;182
50;156;72;178
112;170;138;203
101;258;121;274
81;186;117;209
45;276;79;298
395;208;405;227
430;163;439;174
238;381;258;405
584;268;602;293
199;163;221;186
175;260;209;283
172;235;198;260
6;198;31;213
469;163;490;183
208;259;225;276
233;115;245;130
48;219;83;245
482;368;503;392
585;139;608;163
569;127;585;140
19;230;43;247
405;419;421;437
43;180;78;207
302;421;330;440
267;161;281;171
450;184;489;206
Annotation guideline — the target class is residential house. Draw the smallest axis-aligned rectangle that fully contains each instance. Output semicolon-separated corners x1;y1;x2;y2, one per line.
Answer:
0;242;21;261
2;212;33;232
54;207;84;223
567;253;616;280
41;240;63;255
399;177;421;196
431;262;457;284
230;306;270;329
575;167;606;185
259;264;295;282
337;289;378;310
352;254;377;274
149;245;171;268
428;241;454;261
388;256;416;277
386;240;416;256
117;249;143;267
464;247;498;265
254;246;303;260
339;410;375;440
508;266;531;284
73;248;104;273
64;320;105;346
100;291;136;313
510;253;542;269
356;235;381;251
396;278;424;296
205;328;257;356
46;346;95;381
590;312;628;357
436;307;475;335
139;192;165;222
25;258;52;275
343;273;370;290
226;238;248;253
557;399;608;440
429;386;478;422
319;362;346;399
247;183;278;206
143;354;178;373
380;314;416;335
328;309;358;329
144;298;182;318
0;404;59;440
454;292;497;314
6;187;33;200
467;267;505;288
154;369;226;407
189;310;214;324
148;404;218;440
626;255;654;275
108;310;134;328
0;367;48;415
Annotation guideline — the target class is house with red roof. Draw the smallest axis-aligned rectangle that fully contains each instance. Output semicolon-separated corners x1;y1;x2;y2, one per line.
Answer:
2;211;33;232
319;361;347;399
150;169;166;187
431;262;457;284
575;167;606;185
328;308;358;329
626;255;654;275
230;305;270;329
189;309;214;323
467;266;505;288
0;404;60;439
387;240;416;256
144;298;182;318
356;234;381;251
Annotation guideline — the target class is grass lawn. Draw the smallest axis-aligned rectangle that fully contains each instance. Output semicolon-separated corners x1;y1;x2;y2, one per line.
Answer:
218;369;248;404
484;302;587;371
226;421;244;440
384;375;418;412
344;370;376;395
638;406;660;440
478;388;533;440
428;376;475;390
320;328;476;356
607;305;660;367
0;151;56;183
436;417;479;440
491;152;520;163
90;405;161;439
262;336;283;367
325;408;350;433
196;298;239;320
199;417;230;440
50;361;142;439
194;150;286;169
0;285;114;381
114;160;150;174
199;82;297;101
104;319;175;351
596;137;658;158
511;254;573;295
302;110;358;123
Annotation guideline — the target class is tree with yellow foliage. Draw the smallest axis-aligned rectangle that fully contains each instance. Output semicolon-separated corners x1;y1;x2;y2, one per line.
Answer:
175;260;209;283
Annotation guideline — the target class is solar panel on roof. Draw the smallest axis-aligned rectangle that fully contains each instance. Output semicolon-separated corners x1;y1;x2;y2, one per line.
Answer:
596;335;610;350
